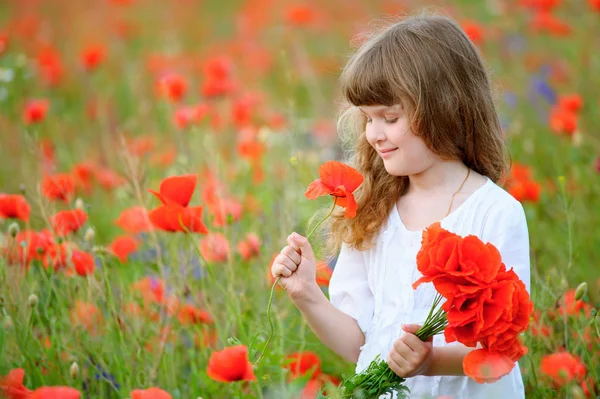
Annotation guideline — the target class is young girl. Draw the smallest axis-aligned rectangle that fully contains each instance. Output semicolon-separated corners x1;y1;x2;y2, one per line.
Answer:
271;13;530;399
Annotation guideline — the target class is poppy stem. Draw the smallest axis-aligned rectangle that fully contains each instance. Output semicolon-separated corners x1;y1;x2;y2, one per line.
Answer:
306;196;338;240
254;197;338;365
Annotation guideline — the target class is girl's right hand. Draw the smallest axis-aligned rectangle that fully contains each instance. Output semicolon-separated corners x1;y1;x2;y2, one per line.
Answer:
271;232;318;300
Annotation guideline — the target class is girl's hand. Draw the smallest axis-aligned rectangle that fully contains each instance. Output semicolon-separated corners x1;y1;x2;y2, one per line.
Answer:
270;232;318;300
387;324;433;378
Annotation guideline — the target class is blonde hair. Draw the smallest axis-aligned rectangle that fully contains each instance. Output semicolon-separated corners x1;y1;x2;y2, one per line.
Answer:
327;12;507;254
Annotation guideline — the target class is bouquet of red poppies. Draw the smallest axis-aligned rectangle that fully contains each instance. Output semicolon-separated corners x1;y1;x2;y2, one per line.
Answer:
340;222;534;398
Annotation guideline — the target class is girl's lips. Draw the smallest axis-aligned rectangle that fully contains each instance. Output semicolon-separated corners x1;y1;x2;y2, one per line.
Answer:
378;148;398;158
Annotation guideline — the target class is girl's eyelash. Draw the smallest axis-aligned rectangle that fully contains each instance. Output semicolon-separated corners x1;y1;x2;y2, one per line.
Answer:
365;117;398;124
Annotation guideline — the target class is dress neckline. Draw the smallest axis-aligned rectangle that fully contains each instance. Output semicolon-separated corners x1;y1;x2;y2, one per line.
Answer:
392;176;492;234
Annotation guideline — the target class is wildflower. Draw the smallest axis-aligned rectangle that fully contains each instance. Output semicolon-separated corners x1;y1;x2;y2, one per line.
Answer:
0;368;31;399
130;387;172;399
41;173;75;202
305;161;364;218
115;206;153;234
0;194;30;221
200;233;230;263
81;43;106;71
51;209;88;236
206;345;256;382
237;233;261;261
156;73;187;102
109;235;138;262
284;352;321;380
71;250;95;276
148;175;208;233
540;352;586;387
23;99;49;124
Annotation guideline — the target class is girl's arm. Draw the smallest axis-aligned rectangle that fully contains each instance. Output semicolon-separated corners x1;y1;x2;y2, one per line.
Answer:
425;344;474;376
271;233;373;364
291;285;365;363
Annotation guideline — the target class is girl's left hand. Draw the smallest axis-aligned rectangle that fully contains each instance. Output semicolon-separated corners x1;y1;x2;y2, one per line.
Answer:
386;324;433;378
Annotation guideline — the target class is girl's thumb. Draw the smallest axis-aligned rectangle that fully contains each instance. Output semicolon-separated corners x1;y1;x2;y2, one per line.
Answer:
289;232;315;261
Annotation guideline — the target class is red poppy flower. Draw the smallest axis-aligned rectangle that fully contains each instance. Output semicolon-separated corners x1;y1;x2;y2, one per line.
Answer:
284;351;321;380
30;387;81;399
0;194;31;221
148;175;208;233
72;250;95;276
462;21;484;45
200;233;230;263
305;161;364;218
41;173;75;202
132;277;165;304
177;304;214;325
130;387;172;399
109;235;138;262
6;229;54;267
95;168;126;191
558;94;583;113
208;197;243;227
71;301;103;333
81;43;106;71
0;368;31;399
44;242;69;271
540;352;587;387
237;233;261;260
51;209;87;236
206;345;256;382
285;4;316;26
115;206;153;234
173;103;211;129
36;46;64;86
156;73;187;102
23;99;49;124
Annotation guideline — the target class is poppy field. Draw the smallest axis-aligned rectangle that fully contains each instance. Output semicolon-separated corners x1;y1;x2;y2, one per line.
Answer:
1;0;599;398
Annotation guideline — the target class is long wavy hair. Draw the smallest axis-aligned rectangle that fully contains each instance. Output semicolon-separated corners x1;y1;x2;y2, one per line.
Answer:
326;12;508;254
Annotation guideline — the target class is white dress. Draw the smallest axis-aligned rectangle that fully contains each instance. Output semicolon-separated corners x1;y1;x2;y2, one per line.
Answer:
329;177;530;399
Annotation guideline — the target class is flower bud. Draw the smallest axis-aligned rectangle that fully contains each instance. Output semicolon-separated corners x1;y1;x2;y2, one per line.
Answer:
70;362;79;379
8;222;19;238
84;227;95;242
27;294;38;308
574;282;588;301
3;315;13;329
75;198;85;210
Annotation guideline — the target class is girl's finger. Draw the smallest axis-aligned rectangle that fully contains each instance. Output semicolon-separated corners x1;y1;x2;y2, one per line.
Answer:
280;245;301;265
272;263;292;278
275;254;298;273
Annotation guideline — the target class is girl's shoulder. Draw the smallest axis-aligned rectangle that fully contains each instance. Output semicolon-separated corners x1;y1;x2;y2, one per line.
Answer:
466;178;529;239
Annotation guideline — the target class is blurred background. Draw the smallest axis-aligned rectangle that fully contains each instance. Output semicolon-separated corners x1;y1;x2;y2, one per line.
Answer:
0;0;599;398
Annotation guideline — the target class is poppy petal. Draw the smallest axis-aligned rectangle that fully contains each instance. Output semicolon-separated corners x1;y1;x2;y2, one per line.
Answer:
318;161;363;193
463;348;515;384
304;180;333;199
159;175;197;206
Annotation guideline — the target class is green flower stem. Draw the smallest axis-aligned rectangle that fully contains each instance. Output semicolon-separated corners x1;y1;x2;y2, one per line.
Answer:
254;196;338;365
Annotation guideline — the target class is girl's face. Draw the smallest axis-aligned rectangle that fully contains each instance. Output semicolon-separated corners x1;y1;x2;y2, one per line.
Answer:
361;104;438;176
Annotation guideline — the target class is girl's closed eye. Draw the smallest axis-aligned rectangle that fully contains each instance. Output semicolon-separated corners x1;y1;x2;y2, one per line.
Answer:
364;117;398;124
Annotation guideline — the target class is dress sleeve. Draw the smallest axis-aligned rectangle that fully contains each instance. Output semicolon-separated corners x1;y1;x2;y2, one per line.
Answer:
480;201;531;293
328;242;374;334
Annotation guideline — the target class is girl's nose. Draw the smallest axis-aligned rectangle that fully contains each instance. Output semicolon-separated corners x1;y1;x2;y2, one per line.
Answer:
365;120;386;145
